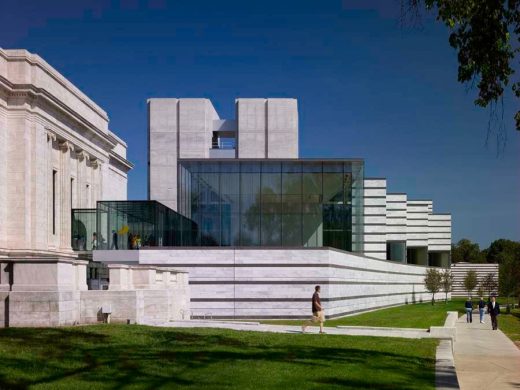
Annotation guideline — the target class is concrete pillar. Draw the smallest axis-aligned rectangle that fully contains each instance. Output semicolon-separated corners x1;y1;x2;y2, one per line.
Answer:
148;98;179;210
237;98;267;158
266;98;298;158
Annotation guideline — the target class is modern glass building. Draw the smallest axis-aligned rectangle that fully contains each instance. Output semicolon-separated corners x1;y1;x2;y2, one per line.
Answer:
178;159;364;252
72;201;197;250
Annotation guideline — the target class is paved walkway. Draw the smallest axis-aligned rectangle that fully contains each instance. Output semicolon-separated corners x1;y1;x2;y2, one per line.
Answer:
156;320;431;339
454;313;520;390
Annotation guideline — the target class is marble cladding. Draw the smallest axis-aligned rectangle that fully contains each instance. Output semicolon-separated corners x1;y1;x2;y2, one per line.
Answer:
362;178;452;260
0;259;189;327
0;48;131;258
94;248;444;319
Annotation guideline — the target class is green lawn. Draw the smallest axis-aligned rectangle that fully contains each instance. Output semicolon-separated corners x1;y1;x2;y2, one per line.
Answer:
500;309;520;345
0;325;438;390
263;299;466;329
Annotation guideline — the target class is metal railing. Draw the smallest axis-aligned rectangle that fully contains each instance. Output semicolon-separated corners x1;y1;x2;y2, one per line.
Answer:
212;139;235;150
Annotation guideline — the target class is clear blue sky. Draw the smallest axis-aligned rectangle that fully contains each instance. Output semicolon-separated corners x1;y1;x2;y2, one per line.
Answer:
2;0;519;248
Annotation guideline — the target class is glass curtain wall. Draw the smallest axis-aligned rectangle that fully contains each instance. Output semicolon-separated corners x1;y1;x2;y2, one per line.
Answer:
178;160;364;252
72;209;97;250
96;201;197;249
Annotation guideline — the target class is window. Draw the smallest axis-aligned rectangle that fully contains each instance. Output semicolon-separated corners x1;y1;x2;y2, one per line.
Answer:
70;178;75;208
52;170;57;234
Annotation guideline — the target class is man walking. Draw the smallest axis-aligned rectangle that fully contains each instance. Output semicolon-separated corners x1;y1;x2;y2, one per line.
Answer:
464;297;473;323
110;230;118;250
302;285;325;334
487;295;501;330
478;296;486;324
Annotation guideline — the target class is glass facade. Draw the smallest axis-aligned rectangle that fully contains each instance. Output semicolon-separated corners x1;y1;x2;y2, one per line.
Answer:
72;209;97;251
178;159;364;252
95;201;197;249
386;241;406;262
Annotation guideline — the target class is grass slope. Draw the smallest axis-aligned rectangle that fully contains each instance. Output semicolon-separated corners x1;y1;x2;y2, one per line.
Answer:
0;325;437;390
264;299;466;329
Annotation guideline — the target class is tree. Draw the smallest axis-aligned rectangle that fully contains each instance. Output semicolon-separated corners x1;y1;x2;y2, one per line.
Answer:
499;251;520;307
481;272;498;297
424;269;442;305
486;239;520;263
402;0;520;139
451;239;485;263
463;269;478;296
441;269;454;303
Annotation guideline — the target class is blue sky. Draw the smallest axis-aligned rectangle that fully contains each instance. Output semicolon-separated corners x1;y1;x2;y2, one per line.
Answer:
2;0;519;248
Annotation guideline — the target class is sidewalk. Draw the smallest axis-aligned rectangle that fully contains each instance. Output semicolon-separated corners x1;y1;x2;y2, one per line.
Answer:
454;313;520;390
158;320;431;339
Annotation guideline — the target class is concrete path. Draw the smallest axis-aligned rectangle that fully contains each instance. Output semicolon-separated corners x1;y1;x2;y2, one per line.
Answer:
153;320;431;339
454;313;520;390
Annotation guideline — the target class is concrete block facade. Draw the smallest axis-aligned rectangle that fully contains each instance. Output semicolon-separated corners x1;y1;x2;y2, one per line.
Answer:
363;178;452;265
148;97;299;210
94;248;446;319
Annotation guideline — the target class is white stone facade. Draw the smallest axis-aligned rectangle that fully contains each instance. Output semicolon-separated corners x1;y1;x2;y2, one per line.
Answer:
148;97;298;211
451;262;499;297
0;259;189;327
94;248;446;319
0;48;132;259
363;178;452;265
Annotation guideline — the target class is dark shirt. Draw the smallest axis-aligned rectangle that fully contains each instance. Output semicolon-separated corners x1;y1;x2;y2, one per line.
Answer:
478;300;486;309
312;292;321;313
465;300;473;309
487;301;500;316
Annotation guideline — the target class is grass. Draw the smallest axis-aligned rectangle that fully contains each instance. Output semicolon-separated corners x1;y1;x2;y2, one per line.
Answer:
0;325;438;390
263;299;466;329
500;308;520;346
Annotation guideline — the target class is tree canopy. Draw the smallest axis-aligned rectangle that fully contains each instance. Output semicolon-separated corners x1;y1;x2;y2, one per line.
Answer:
404;0;520;132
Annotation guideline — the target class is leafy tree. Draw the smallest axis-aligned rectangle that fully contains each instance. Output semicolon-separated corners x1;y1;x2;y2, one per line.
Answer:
451;239;485;263
476;285;484;299
486;239;520;263
463;269;478;296
424;269;442;305
499;251;520;307
481;272;498;297
440;269;454;303
402;0;520;138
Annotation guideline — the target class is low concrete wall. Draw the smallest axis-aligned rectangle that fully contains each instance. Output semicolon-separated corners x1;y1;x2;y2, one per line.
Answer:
94;247;448;319
0;260;190;327
80;265;190;324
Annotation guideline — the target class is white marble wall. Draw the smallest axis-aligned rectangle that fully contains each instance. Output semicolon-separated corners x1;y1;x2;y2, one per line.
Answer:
363;178;387;259
0;48;131;258
360;180;452;264
94;248;443;319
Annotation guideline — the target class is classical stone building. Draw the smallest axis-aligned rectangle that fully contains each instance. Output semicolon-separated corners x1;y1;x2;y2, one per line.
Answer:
0;49;189;327
0;48;132;260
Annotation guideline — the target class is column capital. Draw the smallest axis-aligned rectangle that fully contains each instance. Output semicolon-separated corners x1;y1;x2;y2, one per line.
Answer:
59;140;74;153
46;130;57;143
76;149;89;161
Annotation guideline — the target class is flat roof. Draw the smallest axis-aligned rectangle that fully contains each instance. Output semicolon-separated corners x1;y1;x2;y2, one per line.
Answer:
179;158;364;162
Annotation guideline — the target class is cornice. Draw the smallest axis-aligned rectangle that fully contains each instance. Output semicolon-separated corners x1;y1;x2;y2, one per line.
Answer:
109;152;134;172
0;78;115;150
0;48;108;121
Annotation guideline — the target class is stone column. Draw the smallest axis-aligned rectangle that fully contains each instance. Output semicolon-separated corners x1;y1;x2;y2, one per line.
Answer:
32;123;48;250
0;108;6;252
59;141;73;251
46;131;57;249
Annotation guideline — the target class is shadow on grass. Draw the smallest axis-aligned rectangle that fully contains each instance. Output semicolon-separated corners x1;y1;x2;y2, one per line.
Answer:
0;326;435;389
